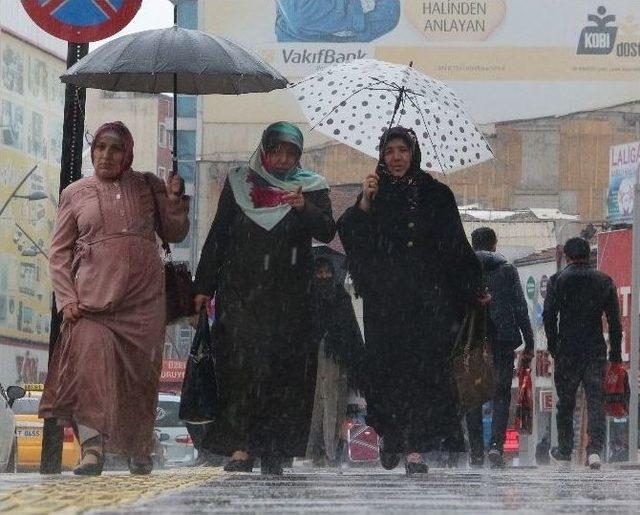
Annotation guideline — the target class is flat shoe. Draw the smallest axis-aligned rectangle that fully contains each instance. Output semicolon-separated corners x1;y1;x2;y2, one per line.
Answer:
224;459;254;472
405;462;429;476
73;449;104;476
128;456;153;475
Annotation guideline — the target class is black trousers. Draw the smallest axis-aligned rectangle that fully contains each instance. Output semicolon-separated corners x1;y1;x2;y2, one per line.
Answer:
555;355;606;456
467;344;515;456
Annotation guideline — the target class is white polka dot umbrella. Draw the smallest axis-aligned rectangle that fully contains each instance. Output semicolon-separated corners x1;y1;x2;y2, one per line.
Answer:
292;59;494;173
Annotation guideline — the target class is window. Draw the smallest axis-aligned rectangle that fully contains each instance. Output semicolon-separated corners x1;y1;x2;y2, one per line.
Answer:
177;96;196;118
177;161;195;182
176;130;196;160
156;400;185;427
158;123;167;147
177;0;197;29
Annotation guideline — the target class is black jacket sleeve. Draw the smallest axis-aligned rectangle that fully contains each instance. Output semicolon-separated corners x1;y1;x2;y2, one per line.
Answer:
542;273;559;357
337;202;376;298
436;186;482;305
193;179;236;296
297;188;336;243
604;277;623;363
508;264;535;351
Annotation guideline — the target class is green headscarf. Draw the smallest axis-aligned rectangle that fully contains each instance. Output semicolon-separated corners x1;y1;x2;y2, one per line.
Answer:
228;122;329;231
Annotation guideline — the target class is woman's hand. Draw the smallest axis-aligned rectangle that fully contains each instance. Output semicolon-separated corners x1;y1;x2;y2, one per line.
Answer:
358;173;378;213
166;172;184;201
62;302;82;323
282;186;306;212
194;294;211;314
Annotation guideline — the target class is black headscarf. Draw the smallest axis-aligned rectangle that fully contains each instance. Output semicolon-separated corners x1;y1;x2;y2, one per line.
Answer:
375;126;423;211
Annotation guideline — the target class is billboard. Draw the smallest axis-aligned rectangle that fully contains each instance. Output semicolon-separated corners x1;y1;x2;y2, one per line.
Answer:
0;31;64;346
202;0;640;125
597;229;632;363
607;140;640;223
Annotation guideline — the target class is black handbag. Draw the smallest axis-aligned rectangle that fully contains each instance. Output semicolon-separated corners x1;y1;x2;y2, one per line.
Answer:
144;174;195;325
179;309;217;424
452;306;496;409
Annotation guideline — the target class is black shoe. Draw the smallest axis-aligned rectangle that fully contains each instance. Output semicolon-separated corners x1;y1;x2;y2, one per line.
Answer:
405;461;429;476
469;455;484;468
488;444;505;469
379;437;401;470
224;458;254;472
261;456;284;475
128;456;153;475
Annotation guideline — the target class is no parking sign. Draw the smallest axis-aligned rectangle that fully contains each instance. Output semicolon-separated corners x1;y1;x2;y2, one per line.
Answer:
22;0;141;43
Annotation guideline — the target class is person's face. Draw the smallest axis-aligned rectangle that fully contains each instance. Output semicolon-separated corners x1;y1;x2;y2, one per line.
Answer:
93;134;125;180
264;142;299;174
315;266;333;280
383;138;412;177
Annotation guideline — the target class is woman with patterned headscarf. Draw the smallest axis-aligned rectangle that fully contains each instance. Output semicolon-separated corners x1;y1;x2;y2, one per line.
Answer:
40;121;190;475
338;126;485;475
193;121;336;475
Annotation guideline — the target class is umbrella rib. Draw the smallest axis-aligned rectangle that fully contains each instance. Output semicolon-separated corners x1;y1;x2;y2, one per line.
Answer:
405;92;446;172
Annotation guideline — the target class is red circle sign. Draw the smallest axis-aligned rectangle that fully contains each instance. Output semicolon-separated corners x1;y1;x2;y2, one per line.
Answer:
21;0;142;43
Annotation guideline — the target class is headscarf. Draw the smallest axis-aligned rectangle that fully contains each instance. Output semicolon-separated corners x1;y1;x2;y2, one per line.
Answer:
375;126;423;211
90;121;134;173
227;121;329;231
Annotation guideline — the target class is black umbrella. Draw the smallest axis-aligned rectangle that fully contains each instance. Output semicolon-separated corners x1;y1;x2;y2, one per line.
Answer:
61;7;288;175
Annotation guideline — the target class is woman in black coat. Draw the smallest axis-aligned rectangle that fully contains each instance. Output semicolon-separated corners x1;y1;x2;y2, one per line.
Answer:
338;126;483;475
192;122;336;475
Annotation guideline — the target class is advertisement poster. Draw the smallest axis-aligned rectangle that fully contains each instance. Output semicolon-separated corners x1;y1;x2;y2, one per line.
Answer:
0;31;64;350
608;140;640;223
597;229;632;363
202;1;640;124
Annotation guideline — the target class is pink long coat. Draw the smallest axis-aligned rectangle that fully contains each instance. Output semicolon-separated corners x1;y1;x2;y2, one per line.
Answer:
40;169;189;457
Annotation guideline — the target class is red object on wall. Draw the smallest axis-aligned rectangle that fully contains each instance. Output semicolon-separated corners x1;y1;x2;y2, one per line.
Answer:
597;229;632;363
160;359;186;384
503;428;520;453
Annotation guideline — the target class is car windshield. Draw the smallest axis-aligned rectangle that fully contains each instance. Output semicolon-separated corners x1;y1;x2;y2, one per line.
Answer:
12;396;40;415
155;400;185;427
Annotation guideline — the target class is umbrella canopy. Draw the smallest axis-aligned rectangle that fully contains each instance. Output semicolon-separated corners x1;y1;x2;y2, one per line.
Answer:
61;22;288;175
292;59;493;173
61;25;288;95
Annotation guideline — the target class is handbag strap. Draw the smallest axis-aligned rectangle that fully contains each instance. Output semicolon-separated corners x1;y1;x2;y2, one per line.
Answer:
143;173;171;257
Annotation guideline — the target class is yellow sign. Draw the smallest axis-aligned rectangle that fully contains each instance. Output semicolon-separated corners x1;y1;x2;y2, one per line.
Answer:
0;32;64;345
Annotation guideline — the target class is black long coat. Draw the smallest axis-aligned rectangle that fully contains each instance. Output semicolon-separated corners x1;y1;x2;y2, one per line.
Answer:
338;172;481;453
193;178;336;457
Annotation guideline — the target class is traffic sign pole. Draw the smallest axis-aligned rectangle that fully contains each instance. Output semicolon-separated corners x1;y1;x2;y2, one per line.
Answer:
40;41;89;475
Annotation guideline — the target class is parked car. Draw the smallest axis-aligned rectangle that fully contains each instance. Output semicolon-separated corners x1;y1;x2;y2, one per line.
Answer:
156;393;196;467
12;384;80;471
0;382;25;472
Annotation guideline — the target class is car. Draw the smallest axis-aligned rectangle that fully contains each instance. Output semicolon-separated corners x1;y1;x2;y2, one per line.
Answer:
0;382;25;472
12;384;81;472
156;393;196;467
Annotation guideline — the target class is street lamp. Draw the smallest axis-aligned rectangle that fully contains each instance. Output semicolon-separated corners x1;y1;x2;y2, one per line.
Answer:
15;222;48;260
0;164;41;219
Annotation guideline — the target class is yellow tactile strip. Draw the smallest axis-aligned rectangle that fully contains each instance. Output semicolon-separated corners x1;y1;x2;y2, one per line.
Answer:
0;467;222;514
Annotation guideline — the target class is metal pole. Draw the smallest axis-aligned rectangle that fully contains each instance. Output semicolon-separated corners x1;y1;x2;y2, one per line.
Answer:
628;180;640;463
40;41;88;475
173;4;178;176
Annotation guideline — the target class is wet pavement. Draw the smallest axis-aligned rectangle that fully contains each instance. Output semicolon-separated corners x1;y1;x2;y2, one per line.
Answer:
3;464;640;514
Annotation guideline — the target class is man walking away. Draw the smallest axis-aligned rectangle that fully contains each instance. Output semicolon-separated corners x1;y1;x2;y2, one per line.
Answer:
543;237;622;470
466;227;534;468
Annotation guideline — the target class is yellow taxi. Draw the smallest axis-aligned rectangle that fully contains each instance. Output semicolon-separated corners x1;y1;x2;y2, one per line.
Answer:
12;384;80;471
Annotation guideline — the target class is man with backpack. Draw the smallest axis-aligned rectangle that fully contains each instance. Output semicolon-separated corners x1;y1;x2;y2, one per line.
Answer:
466;227;535;468
543;237;622;470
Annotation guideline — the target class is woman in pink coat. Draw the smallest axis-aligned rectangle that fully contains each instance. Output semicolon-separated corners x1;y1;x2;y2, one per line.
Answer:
40;121;189;475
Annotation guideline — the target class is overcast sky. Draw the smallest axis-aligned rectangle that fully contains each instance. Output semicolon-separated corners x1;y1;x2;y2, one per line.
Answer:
90;0;174;50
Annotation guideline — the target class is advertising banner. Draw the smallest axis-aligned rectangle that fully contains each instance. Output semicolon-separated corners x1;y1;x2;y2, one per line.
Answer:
597;229;632;363
607;140;640;223
202;0;640;124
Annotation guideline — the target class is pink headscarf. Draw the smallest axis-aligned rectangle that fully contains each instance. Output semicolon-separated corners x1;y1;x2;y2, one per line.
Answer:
91;121;134;173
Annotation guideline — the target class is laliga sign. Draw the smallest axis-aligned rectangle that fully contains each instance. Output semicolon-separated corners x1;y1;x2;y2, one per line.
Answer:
22;0;141;43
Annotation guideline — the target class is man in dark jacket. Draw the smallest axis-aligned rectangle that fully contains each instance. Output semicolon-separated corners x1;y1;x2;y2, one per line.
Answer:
544;237;622;470
466;227;534;468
